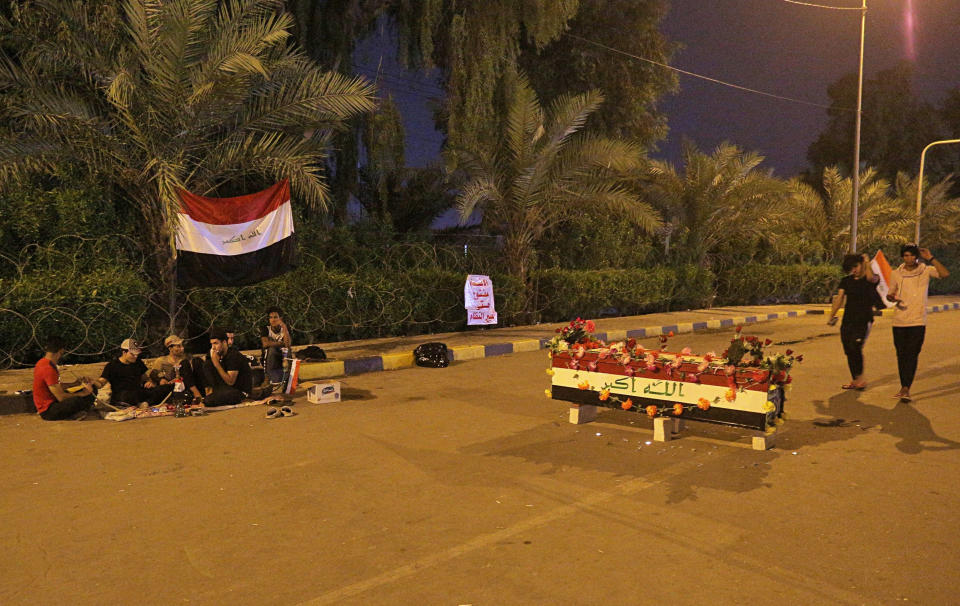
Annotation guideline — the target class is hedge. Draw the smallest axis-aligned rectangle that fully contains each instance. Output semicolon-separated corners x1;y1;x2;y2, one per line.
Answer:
714;263;843;305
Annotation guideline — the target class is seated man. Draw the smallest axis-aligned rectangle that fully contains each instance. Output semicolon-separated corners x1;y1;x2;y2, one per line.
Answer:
203;328;253;407
148;335;203;402
260;307;292;383
94;339;173;407
33;336;96;421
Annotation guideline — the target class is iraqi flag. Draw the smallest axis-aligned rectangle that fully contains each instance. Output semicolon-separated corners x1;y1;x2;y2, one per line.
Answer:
175;180;298;288
871;249;896;308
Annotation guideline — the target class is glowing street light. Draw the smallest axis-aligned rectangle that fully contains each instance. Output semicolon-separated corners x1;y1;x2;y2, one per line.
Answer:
915;138;960;244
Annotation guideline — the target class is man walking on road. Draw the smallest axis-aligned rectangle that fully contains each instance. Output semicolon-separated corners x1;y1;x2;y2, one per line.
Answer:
886;244;949;402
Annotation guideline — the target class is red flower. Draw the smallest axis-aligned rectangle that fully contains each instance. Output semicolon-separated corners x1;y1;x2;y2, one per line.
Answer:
673;403;684;416
645;405;658;418
796;355;804;362
668;331;675;337
735;325;743;333
585;320;596;332
785;349;793;355
764;338;772;346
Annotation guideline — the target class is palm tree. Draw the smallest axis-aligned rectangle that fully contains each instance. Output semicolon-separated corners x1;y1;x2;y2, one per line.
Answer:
768;167;909;263
0;0;377;328
892;172;960;248
642;141;787;269
451;74;659;304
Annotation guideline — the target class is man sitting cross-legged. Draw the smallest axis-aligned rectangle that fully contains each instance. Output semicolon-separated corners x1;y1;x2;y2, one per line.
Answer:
32;336;97;421
93;339;173;407
147;335;203;402
202;328;253;407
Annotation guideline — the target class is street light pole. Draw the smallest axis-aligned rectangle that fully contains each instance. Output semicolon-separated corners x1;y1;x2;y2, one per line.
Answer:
849;0;867;253
915;138;960;244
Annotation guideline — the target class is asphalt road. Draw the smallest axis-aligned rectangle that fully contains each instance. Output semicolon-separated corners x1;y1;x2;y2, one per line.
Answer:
2;311;959;605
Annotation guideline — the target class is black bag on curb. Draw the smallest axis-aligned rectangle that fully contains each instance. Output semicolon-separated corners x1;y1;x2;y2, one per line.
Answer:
414;343;449;368
296;346;327;361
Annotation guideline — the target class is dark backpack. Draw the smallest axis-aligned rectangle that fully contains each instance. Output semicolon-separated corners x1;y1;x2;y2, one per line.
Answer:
414;342;449;368
296;345;327;361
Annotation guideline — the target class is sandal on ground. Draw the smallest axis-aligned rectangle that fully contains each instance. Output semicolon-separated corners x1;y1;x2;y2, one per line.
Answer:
841;383;866;391
280;405;296;417
265;406;282;419
899;395;913;403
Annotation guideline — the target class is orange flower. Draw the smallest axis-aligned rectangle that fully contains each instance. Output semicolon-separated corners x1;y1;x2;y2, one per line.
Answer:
621;398;633;411
697;397;711;411
577;380;591;390
673;403;684;416
725;388;737;402
598;388;611;401
645;405;658;417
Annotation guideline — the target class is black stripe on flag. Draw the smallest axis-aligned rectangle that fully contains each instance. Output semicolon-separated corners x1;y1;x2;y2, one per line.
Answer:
176;234;299;288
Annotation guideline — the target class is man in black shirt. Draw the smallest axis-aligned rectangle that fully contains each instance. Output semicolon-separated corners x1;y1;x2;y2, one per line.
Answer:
203;328;252;407
827;253;882;390
95;339;174;406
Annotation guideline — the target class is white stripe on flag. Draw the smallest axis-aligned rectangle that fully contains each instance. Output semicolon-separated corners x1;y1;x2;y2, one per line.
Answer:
176;201;293;256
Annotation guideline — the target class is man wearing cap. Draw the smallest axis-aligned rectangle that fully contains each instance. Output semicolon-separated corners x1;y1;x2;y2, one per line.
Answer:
886;244;950;402
202;328;253;406
32;336;97;420
93;339;173;406
147;335;203;402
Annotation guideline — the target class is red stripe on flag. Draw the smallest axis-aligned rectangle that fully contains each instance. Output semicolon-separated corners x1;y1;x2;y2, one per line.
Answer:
873;249;892;285
177;180;290;225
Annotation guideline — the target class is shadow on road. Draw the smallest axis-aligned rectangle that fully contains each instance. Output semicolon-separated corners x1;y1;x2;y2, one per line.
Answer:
808;389;960;454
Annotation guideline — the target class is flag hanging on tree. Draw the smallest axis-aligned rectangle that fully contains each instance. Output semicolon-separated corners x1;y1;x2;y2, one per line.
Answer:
175;180;298;288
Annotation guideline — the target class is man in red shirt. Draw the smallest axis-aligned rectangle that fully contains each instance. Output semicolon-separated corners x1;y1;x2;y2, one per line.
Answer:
33;336;96;421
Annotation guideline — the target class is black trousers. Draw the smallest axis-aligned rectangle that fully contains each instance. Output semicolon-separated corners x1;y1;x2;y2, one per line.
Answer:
40;394;94;420
840;321;872;379
205;387;245;407
893;326;926;388
113;384;174;407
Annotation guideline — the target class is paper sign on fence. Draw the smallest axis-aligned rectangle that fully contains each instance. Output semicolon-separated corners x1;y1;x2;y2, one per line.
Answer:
465;274;497;325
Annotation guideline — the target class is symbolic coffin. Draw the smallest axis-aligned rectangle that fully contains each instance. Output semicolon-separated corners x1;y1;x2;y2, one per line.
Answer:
549;350;787;432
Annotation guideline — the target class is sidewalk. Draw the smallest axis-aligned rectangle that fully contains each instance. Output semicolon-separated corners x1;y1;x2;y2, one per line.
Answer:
3;297;959;401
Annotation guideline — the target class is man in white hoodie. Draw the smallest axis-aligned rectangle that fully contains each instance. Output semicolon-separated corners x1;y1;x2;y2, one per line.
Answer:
886;243;950;402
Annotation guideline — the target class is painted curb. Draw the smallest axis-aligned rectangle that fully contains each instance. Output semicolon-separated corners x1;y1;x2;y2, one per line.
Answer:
297;305;946;380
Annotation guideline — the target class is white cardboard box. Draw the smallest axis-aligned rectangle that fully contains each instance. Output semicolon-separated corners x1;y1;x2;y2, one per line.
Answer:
306;381;341;403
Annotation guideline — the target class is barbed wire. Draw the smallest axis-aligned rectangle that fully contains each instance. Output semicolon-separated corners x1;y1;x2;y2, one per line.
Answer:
0;233;528;369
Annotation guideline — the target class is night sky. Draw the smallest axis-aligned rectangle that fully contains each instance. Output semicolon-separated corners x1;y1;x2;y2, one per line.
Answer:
658;0;960;176
355;0;960;178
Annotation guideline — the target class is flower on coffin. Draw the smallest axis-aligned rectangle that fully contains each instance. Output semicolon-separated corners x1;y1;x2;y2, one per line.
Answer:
697;397;710;411
725;388;737;402
763;401;776;413
574;345;586;359
585;320;596;333
724;365;736;376
644;354;656;367
577;380;591;390
598;388;611;402
545;368;555;376
687;373;699;383
735;325;743;333
764;338;772;346
673;403;684;416
544;389;552;398
696;360;709;373
567;360;580;370
645;405;658;418
587;360;598;372
680;347;692;356
618;354;632;366
705;352;716;361
624;365;635;377
621;398;633;411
